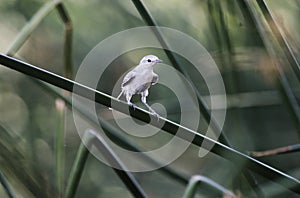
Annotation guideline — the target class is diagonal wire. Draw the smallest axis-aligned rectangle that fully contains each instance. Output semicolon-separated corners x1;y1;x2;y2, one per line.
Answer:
0;54;300;194
3;0;298;195
37;79;189;185
65;129;147;198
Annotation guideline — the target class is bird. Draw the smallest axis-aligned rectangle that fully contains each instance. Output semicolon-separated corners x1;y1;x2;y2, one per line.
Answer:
116;55;162;117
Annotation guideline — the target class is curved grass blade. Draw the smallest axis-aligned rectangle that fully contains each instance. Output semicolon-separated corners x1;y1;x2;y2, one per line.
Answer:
65;129;147;198
55;2;73;79
182;175;236;198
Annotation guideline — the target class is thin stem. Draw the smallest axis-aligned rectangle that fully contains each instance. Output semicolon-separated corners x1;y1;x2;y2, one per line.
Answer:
64;131;92;198
55;2;73;79
55;99;65;197
248;144;300;157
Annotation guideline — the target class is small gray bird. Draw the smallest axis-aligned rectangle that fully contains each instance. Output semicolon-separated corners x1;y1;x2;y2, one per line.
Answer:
117;55;162;116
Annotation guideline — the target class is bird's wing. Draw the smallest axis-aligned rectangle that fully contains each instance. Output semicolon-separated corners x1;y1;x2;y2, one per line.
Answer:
121;70;136;87
151;73;159;85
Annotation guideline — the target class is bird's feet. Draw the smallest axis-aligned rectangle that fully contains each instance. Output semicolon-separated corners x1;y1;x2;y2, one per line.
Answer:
151;112;160;121
128;102;137;110
142;101;160;120
149;108;160;121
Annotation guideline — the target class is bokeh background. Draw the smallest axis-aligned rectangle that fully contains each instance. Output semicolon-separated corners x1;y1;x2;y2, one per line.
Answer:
0;0;300;197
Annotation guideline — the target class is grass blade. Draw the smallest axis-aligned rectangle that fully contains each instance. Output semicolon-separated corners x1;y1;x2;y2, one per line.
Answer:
0;170;16;198
55;99;66;197
64;130;91;198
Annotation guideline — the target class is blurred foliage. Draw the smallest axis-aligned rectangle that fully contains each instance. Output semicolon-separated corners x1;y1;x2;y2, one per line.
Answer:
0;0;300;197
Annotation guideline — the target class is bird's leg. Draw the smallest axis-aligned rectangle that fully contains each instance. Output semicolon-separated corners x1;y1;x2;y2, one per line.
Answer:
141;91;159;118
116;90;124;101
109;90;124;110
125;93;136;109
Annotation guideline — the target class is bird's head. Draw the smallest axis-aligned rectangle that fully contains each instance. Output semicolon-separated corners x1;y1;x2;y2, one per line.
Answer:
139;55;162;66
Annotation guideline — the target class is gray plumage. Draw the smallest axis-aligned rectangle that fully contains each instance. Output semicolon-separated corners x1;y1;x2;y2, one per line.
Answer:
117;55;162;116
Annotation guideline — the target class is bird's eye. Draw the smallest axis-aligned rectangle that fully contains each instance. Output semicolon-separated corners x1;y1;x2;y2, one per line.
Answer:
147;59;151;62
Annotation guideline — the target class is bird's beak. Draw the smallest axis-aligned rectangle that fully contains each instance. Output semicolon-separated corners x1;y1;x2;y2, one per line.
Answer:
155;59;163;63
